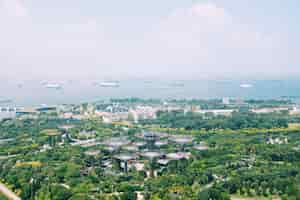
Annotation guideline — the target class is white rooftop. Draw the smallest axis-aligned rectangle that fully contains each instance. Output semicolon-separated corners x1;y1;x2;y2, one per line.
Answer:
155;140;168;147
169;135;194;144
58;125;75;130
85;150;101;156
123;145;139;152
157;159;170;165
194;142;209;151
136;131;169;140
132;142;146;147
141;151;163;159
166;152;191;160
115;154;136;161
132;162;145;171
103;137;130;147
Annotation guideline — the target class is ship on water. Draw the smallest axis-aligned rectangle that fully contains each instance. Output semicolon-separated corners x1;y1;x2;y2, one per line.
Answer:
240;83;253;88
98;81;120;88
44;83;62;89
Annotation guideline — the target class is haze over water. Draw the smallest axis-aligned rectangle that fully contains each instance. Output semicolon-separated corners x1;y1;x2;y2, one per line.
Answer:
1;79;300;107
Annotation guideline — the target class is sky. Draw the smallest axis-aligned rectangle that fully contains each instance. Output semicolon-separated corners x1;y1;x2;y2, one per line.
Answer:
0;0;299;80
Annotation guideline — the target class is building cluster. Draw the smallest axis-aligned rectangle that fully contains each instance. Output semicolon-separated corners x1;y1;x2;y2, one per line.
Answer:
267;137;288;145
6;99;300;123
66;130;210;177
15;106;57;119
251;107;289;114
195;109;236;116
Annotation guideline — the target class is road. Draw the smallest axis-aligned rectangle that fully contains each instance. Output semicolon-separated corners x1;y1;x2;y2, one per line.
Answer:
0;182;21;200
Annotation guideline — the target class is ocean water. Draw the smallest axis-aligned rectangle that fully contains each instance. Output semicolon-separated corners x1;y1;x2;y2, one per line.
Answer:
1;79;300;107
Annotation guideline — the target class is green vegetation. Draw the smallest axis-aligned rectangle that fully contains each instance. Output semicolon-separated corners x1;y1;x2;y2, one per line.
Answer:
142;110;288;130
0;193;9;200
0;99;300;199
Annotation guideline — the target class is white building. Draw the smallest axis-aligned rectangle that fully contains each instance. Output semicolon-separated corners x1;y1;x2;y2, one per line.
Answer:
196;109;236;116
222;97;230;105
251;107;289;114
290;106;300;115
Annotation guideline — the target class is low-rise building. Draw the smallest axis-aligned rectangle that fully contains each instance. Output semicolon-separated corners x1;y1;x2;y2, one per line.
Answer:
196;109;236;116
251;107;289;114
290;106;300;115
95;111;129;123
16;108;38;119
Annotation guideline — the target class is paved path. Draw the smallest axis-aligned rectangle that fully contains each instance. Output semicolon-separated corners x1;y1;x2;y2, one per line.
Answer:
0;182;21;200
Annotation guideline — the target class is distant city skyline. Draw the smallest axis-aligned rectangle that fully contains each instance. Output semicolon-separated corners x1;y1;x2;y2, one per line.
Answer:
0;0;298;80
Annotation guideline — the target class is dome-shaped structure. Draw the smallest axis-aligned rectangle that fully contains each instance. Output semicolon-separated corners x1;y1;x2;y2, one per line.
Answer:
166;152;191;160
140;151;163;160
103;137;130;148
169;135;194;145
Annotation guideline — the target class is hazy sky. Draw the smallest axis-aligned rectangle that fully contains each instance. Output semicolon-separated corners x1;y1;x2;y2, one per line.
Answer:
0;0;299;80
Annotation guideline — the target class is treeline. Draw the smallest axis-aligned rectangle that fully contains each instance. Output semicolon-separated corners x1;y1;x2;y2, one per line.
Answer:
141;111;288;130
246;99;292;108
223;168;300;199
110;98;161;104
0;118;81;138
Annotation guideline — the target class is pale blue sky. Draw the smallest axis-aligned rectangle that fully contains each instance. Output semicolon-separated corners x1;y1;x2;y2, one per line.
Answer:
26;0;298;33
0;0;299;80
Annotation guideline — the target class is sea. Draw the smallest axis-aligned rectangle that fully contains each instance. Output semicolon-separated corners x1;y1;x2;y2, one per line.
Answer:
1;78;300;108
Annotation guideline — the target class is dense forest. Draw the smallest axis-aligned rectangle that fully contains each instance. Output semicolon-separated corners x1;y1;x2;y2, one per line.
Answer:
141;111;288;130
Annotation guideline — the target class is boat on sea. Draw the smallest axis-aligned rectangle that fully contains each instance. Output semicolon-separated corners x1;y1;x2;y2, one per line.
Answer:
240;83;253;88
99;81;120;88
45;83;62;89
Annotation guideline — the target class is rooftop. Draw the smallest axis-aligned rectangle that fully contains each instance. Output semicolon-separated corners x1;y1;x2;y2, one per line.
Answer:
114;154;137;161
194;142;209;151
157;159;170;165
58;125;75;130
103;137;131;148
85;150;101;156
155;140;168;147
132;142;146;147
122;145;139;152
169;135;194;145
140;151;163;159
166;152;191;160
136;131;169;140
